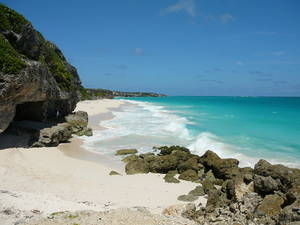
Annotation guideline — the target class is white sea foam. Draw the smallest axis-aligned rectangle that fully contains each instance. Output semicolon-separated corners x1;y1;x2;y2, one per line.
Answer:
82;100;192;155
81;99;300;168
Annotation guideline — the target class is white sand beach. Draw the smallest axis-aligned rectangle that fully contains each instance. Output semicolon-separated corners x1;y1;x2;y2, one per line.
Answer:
0;99;205;225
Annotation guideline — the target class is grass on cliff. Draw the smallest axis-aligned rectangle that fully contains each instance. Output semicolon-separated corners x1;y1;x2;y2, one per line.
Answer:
44;42;73;90
0;35;25;74
0;3;29;33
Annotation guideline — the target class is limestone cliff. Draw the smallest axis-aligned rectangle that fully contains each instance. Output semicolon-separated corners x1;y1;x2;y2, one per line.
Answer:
0;4;82;133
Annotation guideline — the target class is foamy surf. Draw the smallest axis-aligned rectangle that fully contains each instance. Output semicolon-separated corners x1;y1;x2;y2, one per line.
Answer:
81;98;300;168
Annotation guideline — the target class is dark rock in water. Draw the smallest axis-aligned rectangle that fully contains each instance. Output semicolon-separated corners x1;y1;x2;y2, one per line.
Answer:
177;194;198;202
199;150;239;180
125;158;149;175
189;186;205;196
253;174;281;195
148;155;178;173
178;169;199;182
255;194;284;217
0;4;83;134
115;149;138;156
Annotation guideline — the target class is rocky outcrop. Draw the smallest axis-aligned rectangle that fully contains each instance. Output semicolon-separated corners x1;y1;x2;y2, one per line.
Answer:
123;146;300;224
0;4;82;133
32;111;92;147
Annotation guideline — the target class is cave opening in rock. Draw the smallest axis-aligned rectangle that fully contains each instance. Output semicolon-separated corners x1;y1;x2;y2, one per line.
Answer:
14;101;46;121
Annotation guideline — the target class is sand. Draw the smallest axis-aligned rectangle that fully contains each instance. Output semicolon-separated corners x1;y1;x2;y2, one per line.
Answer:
0;99;206;225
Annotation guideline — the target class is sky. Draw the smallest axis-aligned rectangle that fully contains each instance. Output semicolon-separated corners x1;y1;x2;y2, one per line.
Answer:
3;0;300;96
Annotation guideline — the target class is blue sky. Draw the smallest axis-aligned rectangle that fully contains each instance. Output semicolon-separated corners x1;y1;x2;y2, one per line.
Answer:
3;0;300;96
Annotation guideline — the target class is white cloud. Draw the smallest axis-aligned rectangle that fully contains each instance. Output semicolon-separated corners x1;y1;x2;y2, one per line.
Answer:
133;48;144;56
219;14;235;24
163;0;196;17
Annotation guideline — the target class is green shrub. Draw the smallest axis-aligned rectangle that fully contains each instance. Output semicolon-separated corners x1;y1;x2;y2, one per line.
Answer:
43;41;73;90
0;3;29;33
0;35;25;74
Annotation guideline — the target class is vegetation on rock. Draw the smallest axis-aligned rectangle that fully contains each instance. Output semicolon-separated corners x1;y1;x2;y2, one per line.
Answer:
0;34;25;74
0;3;29;33
0;3;78;91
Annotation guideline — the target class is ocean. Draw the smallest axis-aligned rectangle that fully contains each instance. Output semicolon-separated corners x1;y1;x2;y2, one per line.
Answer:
83;96;300;168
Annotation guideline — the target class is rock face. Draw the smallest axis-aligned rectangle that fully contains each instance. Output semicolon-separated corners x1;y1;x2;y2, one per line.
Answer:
0;4;82;133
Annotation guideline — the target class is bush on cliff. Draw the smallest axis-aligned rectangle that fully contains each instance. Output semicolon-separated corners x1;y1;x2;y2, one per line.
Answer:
0;34;25;74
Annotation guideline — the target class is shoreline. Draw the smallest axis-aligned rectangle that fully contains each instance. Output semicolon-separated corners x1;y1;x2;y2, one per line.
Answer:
0;99;205;225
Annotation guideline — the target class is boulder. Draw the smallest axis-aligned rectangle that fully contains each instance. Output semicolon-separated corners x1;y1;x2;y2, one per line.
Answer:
222;179;254;201
156;145;190;155
76;127;93;136
279;199;300;223
177;157;203;173
253;174;281;195
125;158;149;175
139;153;156;163
199;150;239;180
65;111;88;128
164;174;180;183
189;186;205;196
171;150;195;162
177;194;199;202
148;155;178;173
32;122;72;147
122;154;139;163
178;169;199;182
65;111;93;136
205;189;229;213
254;159;300;192
255;194;284;217
115;149;138;156
202;178;216;194
205;170;216;184
164;170;180;183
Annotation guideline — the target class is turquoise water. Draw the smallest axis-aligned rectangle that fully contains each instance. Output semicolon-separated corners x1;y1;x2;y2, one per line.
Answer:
84;96;300;168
